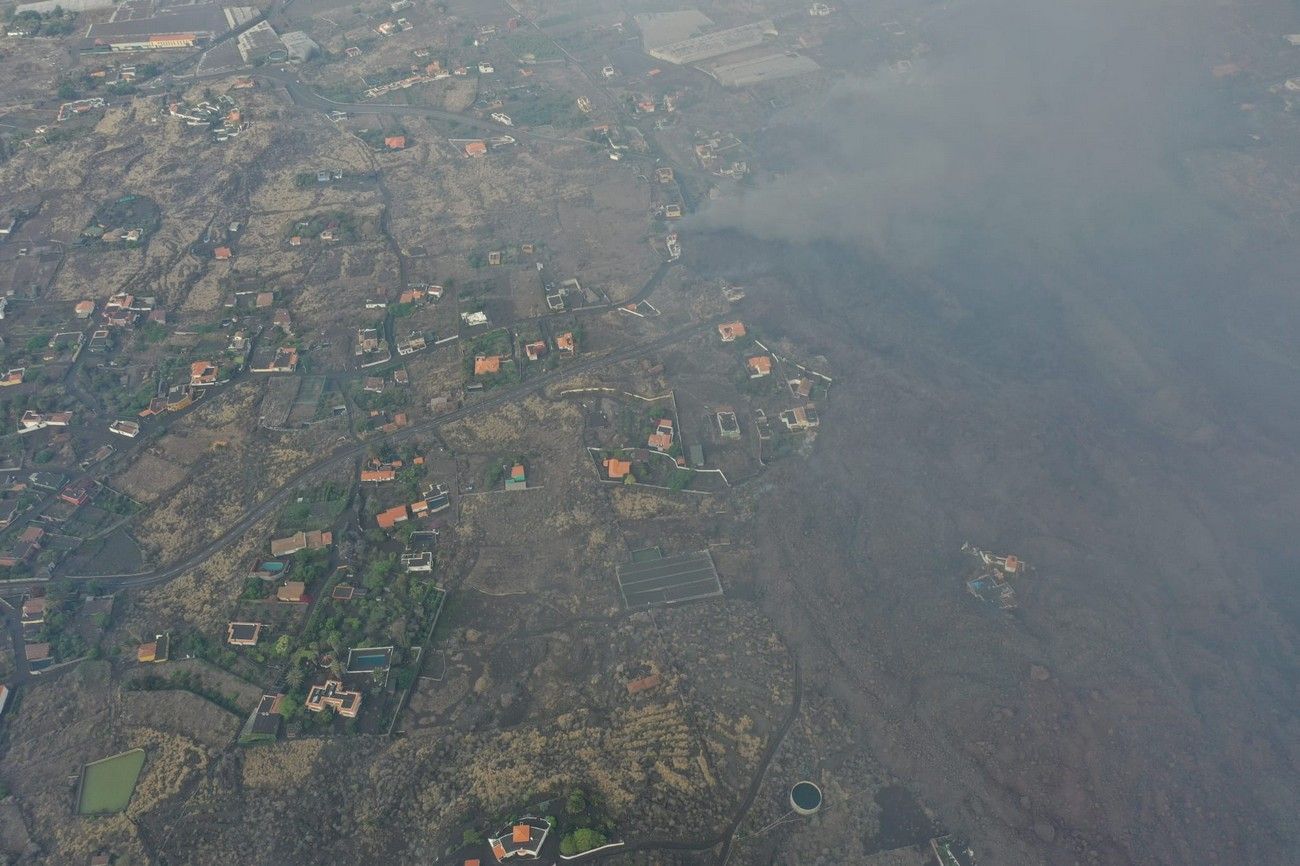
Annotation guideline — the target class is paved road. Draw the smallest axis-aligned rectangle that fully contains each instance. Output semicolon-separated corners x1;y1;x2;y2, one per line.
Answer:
0;319;712;599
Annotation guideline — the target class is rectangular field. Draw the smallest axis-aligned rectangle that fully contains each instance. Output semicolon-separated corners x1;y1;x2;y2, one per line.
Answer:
616;550;722;609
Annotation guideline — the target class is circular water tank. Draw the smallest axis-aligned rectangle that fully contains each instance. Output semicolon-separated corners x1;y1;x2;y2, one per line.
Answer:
790;781;822;815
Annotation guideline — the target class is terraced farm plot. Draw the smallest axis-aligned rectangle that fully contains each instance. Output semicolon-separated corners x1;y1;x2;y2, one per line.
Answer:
616;550;722;608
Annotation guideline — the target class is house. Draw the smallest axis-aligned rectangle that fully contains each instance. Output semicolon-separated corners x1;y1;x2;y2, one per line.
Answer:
289;235;303;247
89;852;111;866
648;418;674;452
255;292;274;309
241;693;284;742
505;463;527;491
788;377;813;399
555;332;576;353
379;413;409;433
394;369;409;385
361;468;396;484
604;457;631;480
227;622;262;646
250;347;298;374
376;505;409;529
524;340;547;361
779;405;820;431
305;679;362;718
190;360;218;386
474;355;502;376
385;135;406;150
400;550;433;572
25;642;51;668
0;537;40;570
716;410;741;440
488;817;550;861
397;335;426;355
21;596;46;625
59;478;95;507
277;581;307;603
18;411;72;433
718;321;746;342
104;292;134;312
363;376;385;393
272;310;292;333
137;633;169;663
487;250;502;266
656;167;675;183
269;530;332;557
464;140;488;157
213;246;232;260
626;671;662;695
75;300;96;318
746;356;772;378
356;328;383;354
0;368;24;387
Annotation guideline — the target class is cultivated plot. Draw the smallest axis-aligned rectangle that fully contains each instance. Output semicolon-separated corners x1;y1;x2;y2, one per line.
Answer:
615;549;722;609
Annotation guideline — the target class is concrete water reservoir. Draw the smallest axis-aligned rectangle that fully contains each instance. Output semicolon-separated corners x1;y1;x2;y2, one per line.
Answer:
790;781;822;815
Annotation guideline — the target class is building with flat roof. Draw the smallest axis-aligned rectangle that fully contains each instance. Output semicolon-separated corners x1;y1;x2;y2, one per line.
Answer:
305;679;361;718
645;20;776;65
84;4;244;52
237;20;287;64
227;621;262;646
279;30;319;62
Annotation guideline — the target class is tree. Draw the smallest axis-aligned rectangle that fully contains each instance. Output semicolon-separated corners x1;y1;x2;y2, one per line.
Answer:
273;634;292;656
565;789;586;816
278;694;301;720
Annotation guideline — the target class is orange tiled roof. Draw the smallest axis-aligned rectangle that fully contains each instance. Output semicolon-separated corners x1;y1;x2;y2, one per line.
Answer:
718;321;746;341
360;469;395;482
747;356;772;375
605;457;631;479
512;825;530;844
376;505;409;529
474;355;501;376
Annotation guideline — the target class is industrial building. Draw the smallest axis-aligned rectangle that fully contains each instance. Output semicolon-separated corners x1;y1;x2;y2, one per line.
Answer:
645;20;777;65
84;2;257;53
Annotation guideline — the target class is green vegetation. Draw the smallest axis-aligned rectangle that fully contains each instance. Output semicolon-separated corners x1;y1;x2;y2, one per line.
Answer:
273;555;444;732
285;211;363;243
503;33;563;63
667;468;693;491
77;749;146;815
11;8;78;38
277;484;349;534
508;91;580;128
31;581;91;660
555;787;616;855
127;670;244;715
